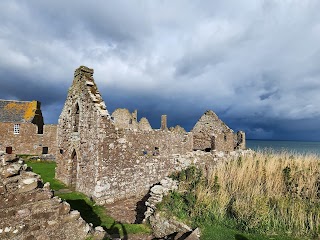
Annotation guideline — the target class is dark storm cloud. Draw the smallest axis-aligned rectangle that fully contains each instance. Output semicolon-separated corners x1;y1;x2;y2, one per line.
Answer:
1;0;320;140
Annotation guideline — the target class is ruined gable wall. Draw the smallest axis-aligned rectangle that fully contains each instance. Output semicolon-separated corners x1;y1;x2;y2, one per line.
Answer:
93;129;194;203
0;153;93;240
0;123;57;155
56;66;114;197
192;111;234;152
111;108;139;130
139;117;152;131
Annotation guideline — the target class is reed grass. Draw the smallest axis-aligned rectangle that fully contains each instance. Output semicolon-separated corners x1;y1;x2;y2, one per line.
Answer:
162;151;320;238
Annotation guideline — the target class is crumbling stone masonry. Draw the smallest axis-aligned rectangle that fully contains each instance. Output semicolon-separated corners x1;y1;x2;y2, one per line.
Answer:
0;151;104;240
55;66;246;205
0;100;57;156
111;108;140;130
192;110;245;152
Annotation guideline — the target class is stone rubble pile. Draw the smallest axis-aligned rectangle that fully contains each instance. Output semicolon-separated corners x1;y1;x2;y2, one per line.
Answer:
144;177;199;239
144;177;179;220
0;151;106;240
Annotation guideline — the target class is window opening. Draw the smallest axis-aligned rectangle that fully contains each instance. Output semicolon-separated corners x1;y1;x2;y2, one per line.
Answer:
153;147;160;156
6;147;12;154
37;125;43;134
42;147;48;154
13;124;20;134
211;136;216;150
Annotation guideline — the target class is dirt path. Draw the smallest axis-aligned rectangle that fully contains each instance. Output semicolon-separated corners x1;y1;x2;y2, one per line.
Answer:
104;195;148;224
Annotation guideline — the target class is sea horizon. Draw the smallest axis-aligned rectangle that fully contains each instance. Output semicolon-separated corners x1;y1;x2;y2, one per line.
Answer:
247;138;320;142
246;139;320;155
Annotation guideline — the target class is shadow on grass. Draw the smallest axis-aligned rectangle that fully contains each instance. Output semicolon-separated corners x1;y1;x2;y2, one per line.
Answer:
67;199;102;226
66;199;128;239
235;234;249;240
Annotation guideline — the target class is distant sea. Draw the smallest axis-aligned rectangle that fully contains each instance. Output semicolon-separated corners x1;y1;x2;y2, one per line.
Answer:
246;140;320;155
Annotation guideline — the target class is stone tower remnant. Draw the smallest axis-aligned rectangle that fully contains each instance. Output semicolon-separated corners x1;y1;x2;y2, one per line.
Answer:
161;115;167;130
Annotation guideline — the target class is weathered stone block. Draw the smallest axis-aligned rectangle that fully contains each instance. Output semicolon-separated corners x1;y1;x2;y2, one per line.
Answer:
58;201;71;215
18;178;38;193
62;210;81;223
3;163;21;178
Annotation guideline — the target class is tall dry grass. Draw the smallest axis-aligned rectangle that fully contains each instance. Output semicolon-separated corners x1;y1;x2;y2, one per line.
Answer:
198;151;320;236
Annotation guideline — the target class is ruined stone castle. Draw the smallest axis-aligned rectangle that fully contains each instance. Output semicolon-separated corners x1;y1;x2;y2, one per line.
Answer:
55;66;245;204
0;66;245;205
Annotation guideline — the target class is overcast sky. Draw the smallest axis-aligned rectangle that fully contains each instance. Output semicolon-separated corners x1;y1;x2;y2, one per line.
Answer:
1;1;320;140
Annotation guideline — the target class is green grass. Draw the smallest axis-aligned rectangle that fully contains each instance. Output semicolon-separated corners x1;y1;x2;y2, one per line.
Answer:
201;223;301;240
25;160;151;238
26;160;66;190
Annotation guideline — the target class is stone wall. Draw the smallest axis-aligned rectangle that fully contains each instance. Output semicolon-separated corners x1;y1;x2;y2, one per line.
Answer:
0;152;101;240
55;66;111;198
94;129;194;204
235;131;246;150
0;123;57;156
192;110;235;152
111;108;139;130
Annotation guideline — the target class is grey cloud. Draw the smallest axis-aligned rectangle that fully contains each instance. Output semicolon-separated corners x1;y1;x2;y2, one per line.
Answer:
1;0;320;140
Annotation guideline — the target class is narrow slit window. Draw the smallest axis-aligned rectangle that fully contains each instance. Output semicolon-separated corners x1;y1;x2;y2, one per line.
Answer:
37;125;43;134
73;103;80;132
13;124;20;134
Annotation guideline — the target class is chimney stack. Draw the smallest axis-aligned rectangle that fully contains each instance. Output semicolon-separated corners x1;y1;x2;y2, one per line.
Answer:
161;115;167;130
